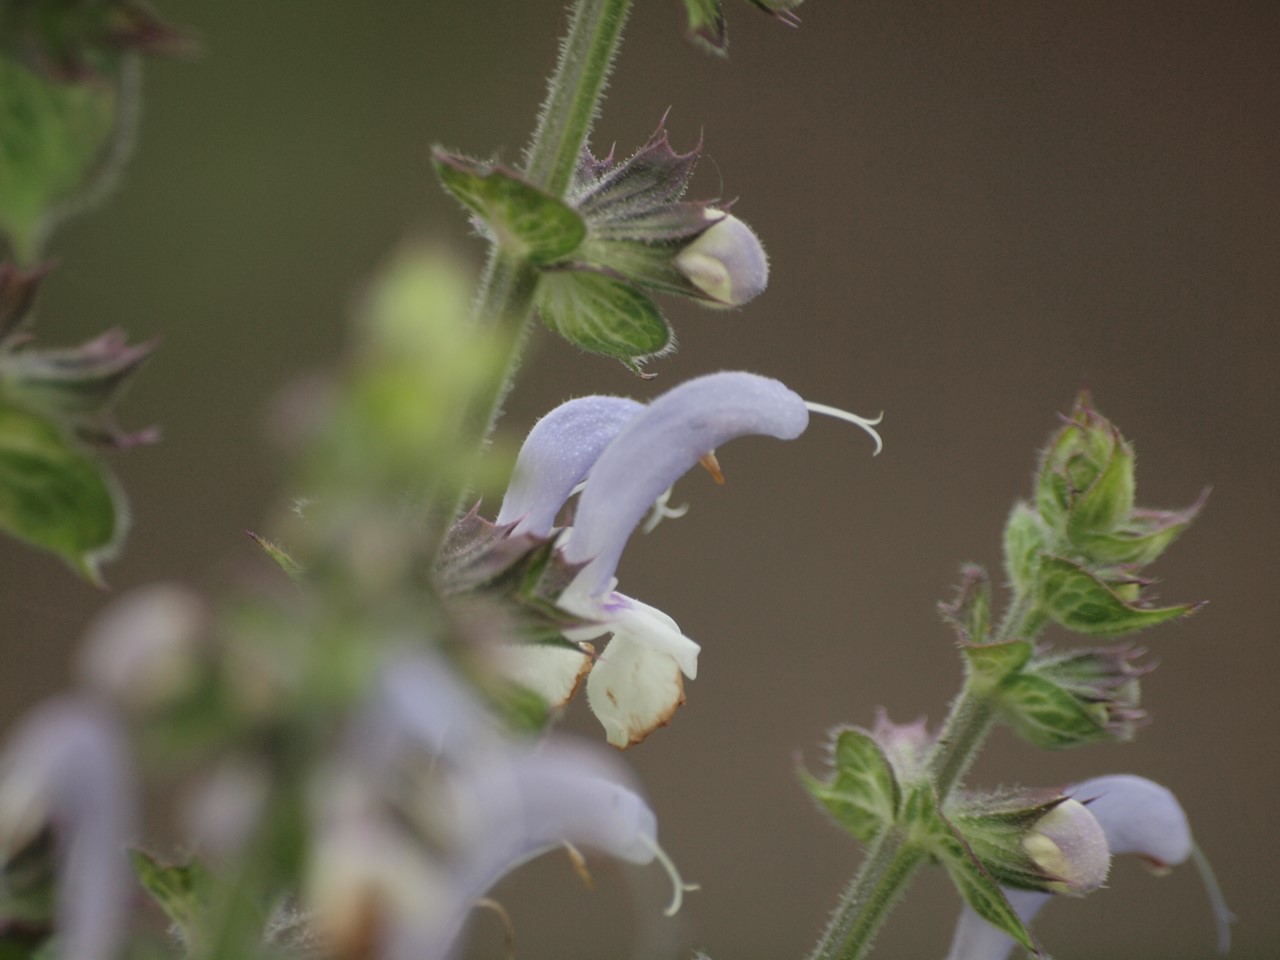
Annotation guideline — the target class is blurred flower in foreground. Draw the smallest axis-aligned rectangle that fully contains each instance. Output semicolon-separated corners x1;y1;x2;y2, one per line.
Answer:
459;370;881;747
304;652;690;960
943;774;1233;960
0;698;135;960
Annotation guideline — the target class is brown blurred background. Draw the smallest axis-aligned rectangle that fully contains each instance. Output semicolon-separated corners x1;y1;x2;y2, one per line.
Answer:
2;1;1277;957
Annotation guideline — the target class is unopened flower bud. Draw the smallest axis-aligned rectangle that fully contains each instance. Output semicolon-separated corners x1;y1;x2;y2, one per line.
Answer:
674;213;769;307
1022;798;1110;895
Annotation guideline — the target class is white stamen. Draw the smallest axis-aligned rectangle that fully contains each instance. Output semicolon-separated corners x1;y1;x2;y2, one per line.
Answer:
1191;842;1235;954
804;402;884;456
641;834;700;917
473;897;516;960
642;486;690;534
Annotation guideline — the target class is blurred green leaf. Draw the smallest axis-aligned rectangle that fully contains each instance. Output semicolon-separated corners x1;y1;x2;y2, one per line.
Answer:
0;828;56;929
962;639;1031;692
0;57;135;262
682;0;728;54
0;401;123;582
1002;502;1047;599
130;849;214;946
997;673;1112;750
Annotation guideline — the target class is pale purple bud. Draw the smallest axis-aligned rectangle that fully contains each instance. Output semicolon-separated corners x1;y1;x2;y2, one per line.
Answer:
563;371;808;596
1022;798;1110;895
495;395;643;537
674;213;769;307
945;775;1220;960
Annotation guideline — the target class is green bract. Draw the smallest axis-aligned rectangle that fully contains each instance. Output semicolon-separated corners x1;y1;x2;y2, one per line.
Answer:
433;151;587;265
1038;555;1199;638
536;269;672;373
800;727;900;845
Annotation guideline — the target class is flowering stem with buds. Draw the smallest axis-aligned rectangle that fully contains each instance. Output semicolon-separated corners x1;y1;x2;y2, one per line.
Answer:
431;0;633;544
809;605;1054;960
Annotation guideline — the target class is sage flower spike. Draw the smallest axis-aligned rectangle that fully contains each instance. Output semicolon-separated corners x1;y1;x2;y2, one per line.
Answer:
486;371;880;747
943;775;1232;960
0;698;136;960
496;395;643;537
551;371;810;747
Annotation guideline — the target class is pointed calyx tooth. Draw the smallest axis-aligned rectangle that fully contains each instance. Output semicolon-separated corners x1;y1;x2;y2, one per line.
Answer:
698;452;725;485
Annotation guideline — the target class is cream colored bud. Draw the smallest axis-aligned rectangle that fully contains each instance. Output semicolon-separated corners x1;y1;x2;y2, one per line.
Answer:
1023;798;1110;895
674;213;769;307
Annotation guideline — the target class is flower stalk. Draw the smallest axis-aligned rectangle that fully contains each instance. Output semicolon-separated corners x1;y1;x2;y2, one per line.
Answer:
430;0;634;544
807;830;925;960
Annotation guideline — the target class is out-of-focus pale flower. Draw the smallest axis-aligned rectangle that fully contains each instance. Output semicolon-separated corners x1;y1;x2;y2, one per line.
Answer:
943;774;1233;960
76;583;208;712
0;698;136;960
304;653;685;960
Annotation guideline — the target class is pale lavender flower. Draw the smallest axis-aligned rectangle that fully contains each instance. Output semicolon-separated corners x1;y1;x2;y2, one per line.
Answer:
943;774;1232;960
306;652;685;960
494;370;880;748
495;395;644;538
0;698;136;960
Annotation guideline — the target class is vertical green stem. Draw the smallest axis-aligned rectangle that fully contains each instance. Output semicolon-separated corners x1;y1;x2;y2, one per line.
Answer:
927;683;998;799
807;830;925;960
523;0;633;196
809;589;1052;959
428;0;632;542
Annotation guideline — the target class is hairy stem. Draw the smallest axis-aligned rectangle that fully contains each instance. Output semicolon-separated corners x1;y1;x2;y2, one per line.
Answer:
811;586;1052;958
428;0;632;545
807;830;925;960
927;682;998;799
524;0;633;196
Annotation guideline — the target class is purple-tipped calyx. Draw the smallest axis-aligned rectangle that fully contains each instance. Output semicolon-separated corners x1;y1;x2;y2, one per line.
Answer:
944;774;1233;960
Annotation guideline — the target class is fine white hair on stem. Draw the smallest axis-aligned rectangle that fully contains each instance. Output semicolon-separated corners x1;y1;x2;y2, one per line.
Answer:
804;402;884;456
